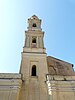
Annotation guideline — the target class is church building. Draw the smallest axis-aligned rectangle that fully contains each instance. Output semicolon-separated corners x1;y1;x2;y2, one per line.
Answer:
0;15;75;100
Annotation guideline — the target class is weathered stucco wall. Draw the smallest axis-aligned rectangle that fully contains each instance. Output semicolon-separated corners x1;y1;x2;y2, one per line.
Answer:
0;73;22;100
47;56;75;75
46;75;75;100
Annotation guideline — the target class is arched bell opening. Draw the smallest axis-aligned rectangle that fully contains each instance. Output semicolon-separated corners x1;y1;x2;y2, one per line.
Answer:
32;38;36;43
32;23;37;27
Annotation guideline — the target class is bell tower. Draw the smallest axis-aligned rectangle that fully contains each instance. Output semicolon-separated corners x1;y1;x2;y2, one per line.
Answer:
23;15;45;52
19;15;48;100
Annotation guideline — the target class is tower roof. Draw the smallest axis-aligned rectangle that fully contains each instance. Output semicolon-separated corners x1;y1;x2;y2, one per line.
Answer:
31;15;39;19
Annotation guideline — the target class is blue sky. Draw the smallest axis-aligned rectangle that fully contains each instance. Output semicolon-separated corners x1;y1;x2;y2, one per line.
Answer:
0;0;75;73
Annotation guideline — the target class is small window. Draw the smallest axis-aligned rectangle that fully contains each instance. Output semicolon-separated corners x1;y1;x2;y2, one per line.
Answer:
32;38;36;43
32;23;37;27
32;65;36;76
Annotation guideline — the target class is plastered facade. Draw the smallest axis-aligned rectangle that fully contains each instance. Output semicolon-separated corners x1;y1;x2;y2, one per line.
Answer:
46;75;75;100
0;73;22;100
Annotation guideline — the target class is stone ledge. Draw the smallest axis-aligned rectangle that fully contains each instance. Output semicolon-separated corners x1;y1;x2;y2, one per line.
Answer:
46;74;75;81
0;73;21;79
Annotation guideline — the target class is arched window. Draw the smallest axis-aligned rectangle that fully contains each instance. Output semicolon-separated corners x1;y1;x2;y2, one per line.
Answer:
32;65;36;76
32;38;36;43
32;23;37;27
